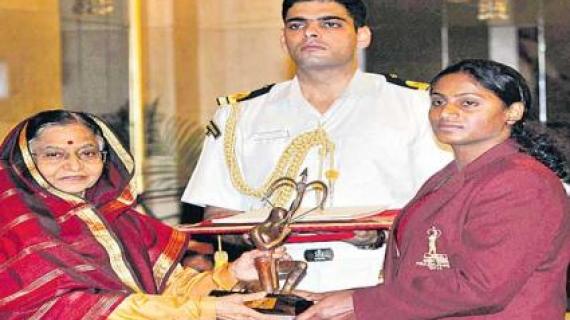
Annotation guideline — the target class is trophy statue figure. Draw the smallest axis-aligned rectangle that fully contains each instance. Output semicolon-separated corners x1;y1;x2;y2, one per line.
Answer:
249;169;328;294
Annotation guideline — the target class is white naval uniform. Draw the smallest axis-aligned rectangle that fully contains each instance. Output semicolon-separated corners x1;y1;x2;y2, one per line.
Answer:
182;70;452;292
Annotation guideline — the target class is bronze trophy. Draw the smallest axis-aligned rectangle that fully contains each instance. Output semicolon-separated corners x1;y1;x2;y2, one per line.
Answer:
242;169;327;315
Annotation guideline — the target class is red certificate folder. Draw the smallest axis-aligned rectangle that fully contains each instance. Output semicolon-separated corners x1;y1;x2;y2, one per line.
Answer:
177;210;399;243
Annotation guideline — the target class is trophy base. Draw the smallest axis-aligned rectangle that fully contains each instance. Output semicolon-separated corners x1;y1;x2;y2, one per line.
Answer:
209;290;313;317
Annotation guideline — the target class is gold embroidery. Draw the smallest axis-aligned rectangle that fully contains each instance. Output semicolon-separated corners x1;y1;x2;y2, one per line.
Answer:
75;206;142;293
69;238;97;254
217;92;251;106
0;212;34;238
405;80;430;91
28;297;59;320
153;229;186;290
97;182;135;214
416;226;450;270
0;188;18;202
224;103;335;207
115;182;136;207
56;204;90;224
0;265;96;307
92;116;134;174
83;294;123;320
0;242;59;272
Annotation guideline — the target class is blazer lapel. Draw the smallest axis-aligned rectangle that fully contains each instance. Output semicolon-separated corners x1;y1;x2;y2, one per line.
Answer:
397;166;465;256
420;172;465;222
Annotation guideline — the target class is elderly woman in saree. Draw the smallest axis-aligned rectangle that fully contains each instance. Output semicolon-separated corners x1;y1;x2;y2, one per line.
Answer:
0;110;282;319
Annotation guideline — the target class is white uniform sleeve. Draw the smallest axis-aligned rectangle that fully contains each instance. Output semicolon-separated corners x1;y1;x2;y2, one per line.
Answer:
408;90;453;189
181;108;248;211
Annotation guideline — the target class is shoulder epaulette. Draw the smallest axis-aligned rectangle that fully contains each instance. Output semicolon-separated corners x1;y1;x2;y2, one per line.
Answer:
384;73;430;91
216;84;275;106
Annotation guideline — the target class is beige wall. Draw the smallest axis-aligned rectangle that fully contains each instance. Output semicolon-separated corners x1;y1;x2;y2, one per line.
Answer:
0;0;290;138
140;0;292;220
145;0;199;120
0;0;62;139
144;0;291;125
196;0;293;123
172;0;203;122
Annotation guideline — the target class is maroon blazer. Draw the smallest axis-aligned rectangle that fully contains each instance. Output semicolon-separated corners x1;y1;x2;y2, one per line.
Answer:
354;140;570;319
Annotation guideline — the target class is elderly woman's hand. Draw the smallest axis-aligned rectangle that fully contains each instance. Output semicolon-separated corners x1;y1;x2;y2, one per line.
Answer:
214;292;283;320
229;247;288;282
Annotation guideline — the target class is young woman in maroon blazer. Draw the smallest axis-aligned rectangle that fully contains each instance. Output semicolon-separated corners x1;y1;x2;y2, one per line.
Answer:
298;59;570;319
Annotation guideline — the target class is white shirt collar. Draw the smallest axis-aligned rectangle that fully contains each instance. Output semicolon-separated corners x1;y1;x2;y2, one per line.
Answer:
267;70;380;116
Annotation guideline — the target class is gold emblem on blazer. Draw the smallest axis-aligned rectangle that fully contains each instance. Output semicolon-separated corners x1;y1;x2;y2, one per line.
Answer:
416;226;450;270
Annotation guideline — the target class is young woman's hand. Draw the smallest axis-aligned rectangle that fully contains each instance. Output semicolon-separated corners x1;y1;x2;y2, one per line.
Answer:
296;290;356;320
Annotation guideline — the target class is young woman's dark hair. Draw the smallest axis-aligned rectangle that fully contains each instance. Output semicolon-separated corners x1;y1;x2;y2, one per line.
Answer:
430;59;569;183
281;0;368;28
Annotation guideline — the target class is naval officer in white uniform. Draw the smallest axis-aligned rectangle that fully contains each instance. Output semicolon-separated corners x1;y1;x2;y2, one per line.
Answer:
182;0;452;292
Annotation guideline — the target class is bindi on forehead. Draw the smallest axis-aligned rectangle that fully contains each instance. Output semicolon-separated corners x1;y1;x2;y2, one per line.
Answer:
67;140;74;145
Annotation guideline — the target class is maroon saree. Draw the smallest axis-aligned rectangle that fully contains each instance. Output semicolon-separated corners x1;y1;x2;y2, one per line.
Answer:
0;113;188;319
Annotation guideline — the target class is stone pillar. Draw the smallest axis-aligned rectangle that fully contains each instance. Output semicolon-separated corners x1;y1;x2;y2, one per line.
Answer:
488;25;519;70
